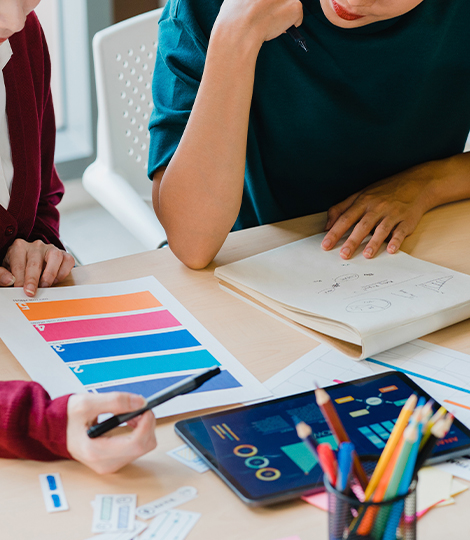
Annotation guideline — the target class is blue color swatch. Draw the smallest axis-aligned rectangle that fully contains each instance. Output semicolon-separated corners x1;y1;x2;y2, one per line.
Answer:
94;369;241;398
54;330;200;362
72;349;221;385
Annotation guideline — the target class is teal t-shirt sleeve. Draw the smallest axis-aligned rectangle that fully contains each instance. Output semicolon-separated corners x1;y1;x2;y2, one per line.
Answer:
147;12;207;180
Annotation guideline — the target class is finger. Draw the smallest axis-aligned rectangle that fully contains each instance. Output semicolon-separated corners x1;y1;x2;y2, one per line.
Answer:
84;392;146;419
322;205;366;251
22;247;48;297
361;218;397;258
338;212;383;259
96;411;156;468
5;241;28;288
0;267;15;287
53;252;75;284
124;410;157;452
325;193;360;231
387;221;414;254
39;248;63;287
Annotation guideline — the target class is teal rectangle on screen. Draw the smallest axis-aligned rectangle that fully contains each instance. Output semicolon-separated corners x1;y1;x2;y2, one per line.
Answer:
71;349;220;385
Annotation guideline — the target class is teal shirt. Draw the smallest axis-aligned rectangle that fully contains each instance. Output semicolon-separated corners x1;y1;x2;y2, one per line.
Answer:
148;0;470;230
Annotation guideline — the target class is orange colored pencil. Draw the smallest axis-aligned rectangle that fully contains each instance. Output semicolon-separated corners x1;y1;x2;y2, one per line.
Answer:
315;387;369;491
356;436;404;536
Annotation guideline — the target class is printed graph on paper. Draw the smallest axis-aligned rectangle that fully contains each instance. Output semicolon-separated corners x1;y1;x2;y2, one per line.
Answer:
0;276;270;417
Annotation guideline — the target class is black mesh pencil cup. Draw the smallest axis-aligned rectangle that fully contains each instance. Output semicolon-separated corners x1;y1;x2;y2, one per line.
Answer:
324;464;417;540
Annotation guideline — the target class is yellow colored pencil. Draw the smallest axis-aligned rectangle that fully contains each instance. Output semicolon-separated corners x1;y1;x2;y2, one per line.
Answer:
420;405;446;450
363;394;417;501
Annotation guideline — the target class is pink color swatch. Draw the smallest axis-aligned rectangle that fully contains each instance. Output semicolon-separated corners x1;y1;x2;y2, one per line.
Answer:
33;310;180;342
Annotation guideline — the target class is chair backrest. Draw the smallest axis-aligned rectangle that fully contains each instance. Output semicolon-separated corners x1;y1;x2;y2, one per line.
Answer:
92;8;163;201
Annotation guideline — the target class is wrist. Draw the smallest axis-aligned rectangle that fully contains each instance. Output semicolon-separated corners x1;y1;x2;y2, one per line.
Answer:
412;154;470;212
211;17;263;62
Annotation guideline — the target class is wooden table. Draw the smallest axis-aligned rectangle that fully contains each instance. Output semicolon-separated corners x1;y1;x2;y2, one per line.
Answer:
2;201;470;539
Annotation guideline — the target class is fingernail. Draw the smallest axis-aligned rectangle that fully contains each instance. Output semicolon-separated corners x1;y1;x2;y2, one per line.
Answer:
0;275;15;286
130;395;145;408
388;245;397;254
25;288;35;297
341;247;350;258
322;239;332;249
39;280;50;288
364;248;373;258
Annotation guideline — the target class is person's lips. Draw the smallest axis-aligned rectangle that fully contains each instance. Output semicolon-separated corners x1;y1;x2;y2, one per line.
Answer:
331;0;365;21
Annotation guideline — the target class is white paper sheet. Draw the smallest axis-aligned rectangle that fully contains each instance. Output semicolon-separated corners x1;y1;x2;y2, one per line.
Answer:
0;276;270;415
264;340;470;428
215;234;470;357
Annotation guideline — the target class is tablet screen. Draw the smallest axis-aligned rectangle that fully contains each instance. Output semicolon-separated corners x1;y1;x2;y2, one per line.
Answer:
175;371;470;506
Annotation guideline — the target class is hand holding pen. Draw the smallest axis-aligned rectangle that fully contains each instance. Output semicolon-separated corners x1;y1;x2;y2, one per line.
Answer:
87;366;221;438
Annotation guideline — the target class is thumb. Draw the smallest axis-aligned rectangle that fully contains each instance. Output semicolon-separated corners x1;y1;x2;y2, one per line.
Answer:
84;392;146;418
0;267;15;287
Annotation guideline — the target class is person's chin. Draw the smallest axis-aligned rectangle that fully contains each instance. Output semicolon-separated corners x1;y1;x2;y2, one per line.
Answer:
320;0;375;28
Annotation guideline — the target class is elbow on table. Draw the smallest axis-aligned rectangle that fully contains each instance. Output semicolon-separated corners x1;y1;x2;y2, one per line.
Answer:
166;233;219;270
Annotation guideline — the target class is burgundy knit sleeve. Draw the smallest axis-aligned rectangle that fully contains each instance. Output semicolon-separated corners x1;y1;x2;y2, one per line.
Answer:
27;14;64;250
0;381;72;461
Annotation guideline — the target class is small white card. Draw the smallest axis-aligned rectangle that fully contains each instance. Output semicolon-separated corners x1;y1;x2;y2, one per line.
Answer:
139;510;201;540
92;494;136;533
167;444;209;473
436;457;470;481
39;473;69;513
135;487;198;520
84;520;147;540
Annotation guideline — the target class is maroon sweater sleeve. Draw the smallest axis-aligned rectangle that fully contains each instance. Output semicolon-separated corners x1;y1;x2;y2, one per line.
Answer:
0;13;65;262
0;381;72;461
28;17;64;248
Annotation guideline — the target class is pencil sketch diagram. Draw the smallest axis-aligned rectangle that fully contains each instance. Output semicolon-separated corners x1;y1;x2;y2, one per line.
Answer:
418;275;453;293
335;273;359;283
317;273;360;295
361;279;394;292
346;299;391;313
391;290;417;300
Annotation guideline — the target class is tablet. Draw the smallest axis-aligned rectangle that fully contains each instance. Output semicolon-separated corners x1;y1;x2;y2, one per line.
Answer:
175;371;470;506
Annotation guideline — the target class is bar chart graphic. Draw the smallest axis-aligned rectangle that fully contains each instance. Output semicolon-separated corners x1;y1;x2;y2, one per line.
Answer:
1;277;270;416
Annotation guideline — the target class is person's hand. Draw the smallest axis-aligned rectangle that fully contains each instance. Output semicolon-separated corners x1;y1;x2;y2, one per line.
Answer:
1;239;75;296
215;0;303;47
321;167;434;259
66;392;157;475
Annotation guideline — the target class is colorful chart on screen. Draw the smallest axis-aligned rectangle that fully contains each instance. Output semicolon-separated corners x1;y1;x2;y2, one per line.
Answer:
0;276;270;417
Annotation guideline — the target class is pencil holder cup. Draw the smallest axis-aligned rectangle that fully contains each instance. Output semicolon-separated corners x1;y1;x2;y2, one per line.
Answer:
324;465;417;540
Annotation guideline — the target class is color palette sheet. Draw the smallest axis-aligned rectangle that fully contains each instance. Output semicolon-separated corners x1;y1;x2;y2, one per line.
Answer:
0;276;270;417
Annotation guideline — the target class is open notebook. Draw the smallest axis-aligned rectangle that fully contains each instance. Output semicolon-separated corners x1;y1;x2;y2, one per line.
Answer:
214;233;470;359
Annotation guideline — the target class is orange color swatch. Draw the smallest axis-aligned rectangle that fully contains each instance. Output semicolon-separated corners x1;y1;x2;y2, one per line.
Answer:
16;291;161;321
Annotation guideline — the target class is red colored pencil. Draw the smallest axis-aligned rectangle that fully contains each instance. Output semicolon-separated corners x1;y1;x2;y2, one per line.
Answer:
315;387;369;491
317;442;338;486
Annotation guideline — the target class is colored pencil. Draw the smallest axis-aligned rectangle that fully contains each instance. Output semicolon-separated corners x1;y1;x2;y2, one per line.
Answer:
315;387;368;490
317;442;338;487
363;394;417;501
355;438;404;536
372;422;418;539
295;420;319;461
413;413;454;475
420;405;446;450
382;418;423;540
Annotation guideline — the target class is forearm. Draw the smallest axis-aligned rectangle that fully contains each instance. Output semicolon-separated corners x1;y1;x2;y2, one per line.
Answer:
423;152;470;211
154;26;261;269
0;381;72;461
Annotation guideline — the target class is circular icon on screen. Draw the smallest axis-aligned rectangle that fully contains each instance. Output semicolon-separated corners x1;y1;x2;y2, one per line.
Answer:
245;456;270;469
233;444;258;457
255;467;281;481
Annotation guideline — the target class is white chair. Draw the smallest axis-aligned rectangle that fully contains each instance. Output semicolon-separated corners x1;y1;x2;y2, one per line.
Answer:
83;8;167;250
